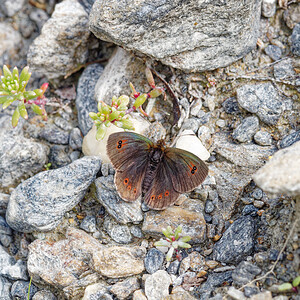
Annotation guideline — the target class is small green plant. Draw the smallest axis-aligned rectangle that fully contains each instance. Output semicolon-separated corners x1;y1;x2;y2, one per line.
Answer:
278;276;300;293
89;67;164;140
154;225;192;261
0;65;48;127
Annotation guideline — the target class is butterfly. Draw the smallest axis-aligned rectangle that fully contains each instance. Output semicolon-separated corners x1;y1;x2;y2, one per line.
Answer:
106;132;208;210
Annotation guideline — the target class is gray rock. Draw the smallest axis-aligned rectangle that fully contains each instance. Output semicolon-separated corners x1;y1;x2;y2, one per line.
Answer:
17;11;36;38
273;58;296;80
144;270;171;300
264;44;282;61
261;0;276;18
0;234;12;248
54;117;73;131
250;188;263;200
167;260;180;275
244;286;260;298
27;0;90;80
110;277;140;299
181;118;201;133
232;116;259;143
278;130;300;148
80;215;97;233
29;8;50;31
254;130;272;146
242;204;259;216
69;151;81;162
205;200;215;214
222;97;241;115
232;261;262;286
76;63;104;136
192;271;233;299
236;83;284;125
0;246;28;280
0;0;25;17
0;216;12;235
48;145;72;169
213;216;256;264
69;128;83;150
39;124;70;144
291;23;300;56
89;0;261;72
0;134;49;189
6;156;101;232
32;290;57;300
82;283;113;300
103;216;132;244
253;141;300;197
80;0;96;14
0;276;12;300
130;226;143;238
144;248;164;274
95;176;143;224
11;280;38;300
0;193;10;214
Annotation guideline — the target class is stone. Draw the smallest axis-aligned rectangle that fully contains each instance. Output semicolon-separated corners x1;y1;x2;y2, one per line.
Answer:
132;289;147;300
32;290;57;300
264;44;282;61
261;0;276;18
222;97;241;115
278;130;300;149
236;83;284;125
80;215;97;233
0;246;28;280
110;277;140;300
227;286;246;300
27;0;90;80
0;276;12;300
0;192;9;214
144;248;164;274
175;130;210;161
76;64;104;136
69;128;83;150
103;216;132;244
242;204;259;216
250;291;272;300
232;116;259;143
205;200;215;214
213;216;256;264
291;23;300;56
89;0;261;72
39;124;70;144
181;118;201;133
144;270;171;300
0;0;25;17
130;226;144;238
254;130;272;146
6;156;101;232
92;245;146;278
48;145;71;169
244;286;260;298
179;251;206;275
0;23;22;59
232;261;262;286
0;216;12;235
11;280;38;300
273;58;296;80
283;4;300;29
29;8;50;31
54;116;73;131
82;283;112;300
253;141;300;197
142;199;206;243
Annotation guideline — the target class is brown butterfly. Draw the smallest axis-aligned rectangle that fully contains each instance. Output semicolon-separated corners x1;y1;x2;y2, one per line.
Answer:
107;132;208;210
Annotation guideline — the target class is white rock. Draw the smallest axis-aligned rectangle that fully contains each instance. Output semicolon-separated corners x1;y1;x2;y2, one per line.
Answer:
144;270;171;300
82;114;150;163
227;286;246;300
132;289;147;300
0;23;22;57
262;0;276;18
190;99;203;116
175;130;210;161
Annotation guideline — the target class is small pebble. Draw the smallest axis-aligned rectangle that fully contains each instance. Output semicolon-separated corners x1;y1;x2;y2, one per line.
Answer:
244;286;260;298
241;197;254;205
228;286;246;300
261;0;276;18
130;226;144;238
216;119;226;128
69;128;83;150
222;97;240;115
205;200;215;214
233;116;259;143
253;200;264;208
250;188;263;200
291;23;300;56
242;205;259;216
254;131;272;146
264;44;282;61
79;215;97;233
279;130;300;148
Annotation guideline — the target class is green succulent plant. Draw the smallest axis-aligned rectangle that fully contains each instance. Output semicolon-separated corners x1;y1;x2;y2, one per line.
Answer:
278;276;300;293
0;65;48;127
154;225;192;261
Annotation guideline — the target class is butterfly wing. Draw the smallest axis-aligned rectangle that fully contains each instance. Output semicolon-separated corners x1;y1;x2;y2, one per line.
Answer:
143;159;181;210
163;147;208;193
107;132;153;202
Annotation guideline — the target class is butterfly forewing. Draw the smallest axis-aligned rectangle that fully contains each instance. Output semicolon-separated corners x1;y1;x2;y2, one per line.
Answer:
164;148;208;193
143;159;180;210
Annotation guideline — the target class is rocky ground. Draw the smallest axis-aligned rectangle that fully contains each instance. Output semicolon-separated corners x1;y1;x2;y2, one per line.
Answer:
0;0;299;299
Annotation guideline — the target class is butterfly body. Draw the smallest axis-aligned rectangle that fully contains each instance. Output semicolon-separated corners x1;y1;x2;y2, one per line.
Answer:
107;132;208;210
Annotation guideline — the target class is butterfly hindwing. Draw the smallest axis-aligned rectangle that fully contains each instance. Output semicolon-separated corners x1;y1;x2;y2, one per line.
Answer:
164;147;208;193
143;159;180;210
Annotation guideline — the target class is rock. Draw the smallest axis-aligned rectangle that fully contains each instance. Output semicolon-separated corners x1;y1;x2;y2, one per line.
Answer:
80;215;97;233
11;280;38;300
30;8;50;32
32;290;57;300
0;192;9;214
175;130;210;161
232;116;259;143
27;0;90;80
110;277;140;299
198;126;212;149
205;200;215;214
92;245;146;278
0;216;12;236
144;270;171;300
236;83;284;125
103;216;132;244
264;44;282;61
181;118;201;133
273;58;296;80
232;261;262;285
69;128;83;150
6;156;101;232
0;246;28;280
278;130;300;149
167;260;180;275
164;290;197;300
83;283;113;300
28;228;102;299
222;97;241;115
39;124;70;144
132;289;147;300
0;0;25;16
48;145;72;169
179;251;206;275
142;199;206;243
130;226;144;238
291;23;300;56
283;4;300;29
190;99;203;117
244;286;260;298
254;131;272;146
95;175;143;224
261;0;276;18
0;22;22;59
89;0;261;72
242;204;259;216
192;271;233;299
250;291;272;300
0;276;12;300
253;141;300;197
213;216;256;264
76;64;104;136
144;248;164;274
0;134;49;189
227;286;246;300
